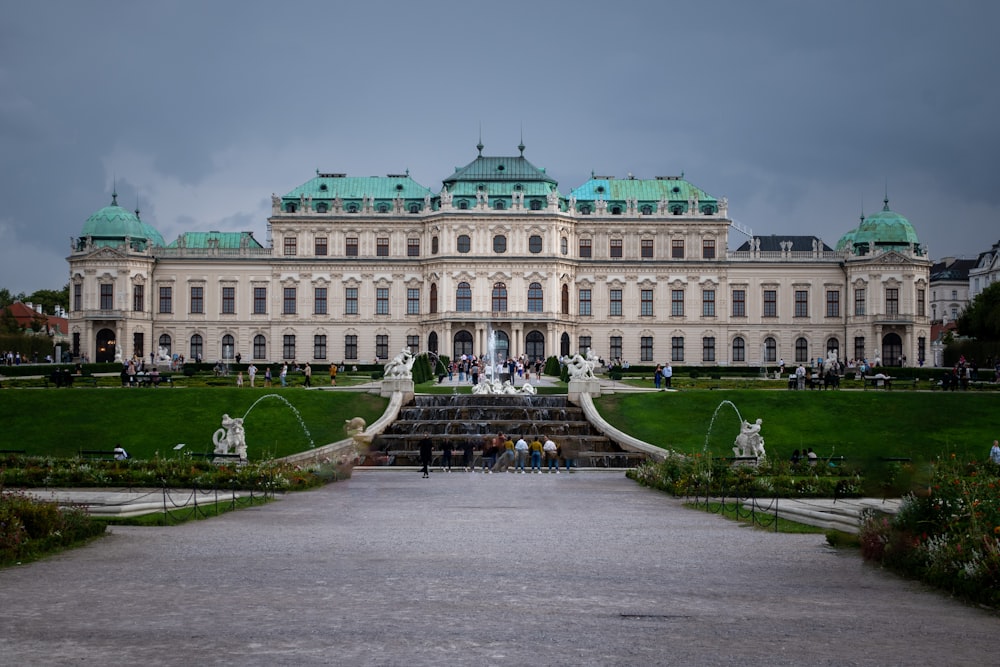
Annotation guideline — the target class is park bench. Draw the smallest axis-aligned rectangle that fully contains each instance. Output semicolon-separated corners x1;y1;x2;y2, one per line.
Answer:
863;375;892;390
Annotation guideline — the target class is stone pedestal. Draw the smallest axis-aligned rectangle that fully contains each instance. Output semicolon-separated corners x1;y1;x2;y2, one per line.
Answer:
567;378;601;403
381;378;414;399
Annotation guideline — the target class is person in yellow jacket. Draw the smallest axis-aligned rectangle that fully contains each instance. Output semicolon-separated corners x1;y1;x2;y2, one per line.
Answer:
529;437;544;473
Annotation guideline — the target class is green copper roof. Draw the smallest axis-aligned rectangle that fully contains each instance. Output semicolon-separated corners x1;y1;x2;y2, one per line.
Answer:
837;198;920;252
443;150;558;187
569;176;716;203
80;193;163;248
283;173;433;201
166;231;263;250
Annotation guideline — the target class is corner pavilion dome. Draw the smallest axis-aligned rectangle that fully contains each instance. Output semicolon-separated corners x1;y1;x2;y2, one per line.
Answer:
80;192;165;248
836;198;920;253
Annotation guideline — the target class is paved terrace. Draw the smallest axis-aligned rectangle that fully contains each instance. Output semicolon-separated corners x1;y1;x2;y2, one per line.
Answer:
1;470;995;666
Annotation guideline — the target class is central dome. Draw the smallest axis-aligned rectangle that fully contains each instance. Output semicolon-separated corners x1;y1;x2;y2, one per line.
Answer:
80;193;164;248
836;198;919;253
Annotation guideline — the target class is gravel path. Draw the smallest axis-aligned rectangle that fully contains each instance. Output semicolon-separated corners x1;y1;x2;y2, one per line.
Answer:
1;470;996;666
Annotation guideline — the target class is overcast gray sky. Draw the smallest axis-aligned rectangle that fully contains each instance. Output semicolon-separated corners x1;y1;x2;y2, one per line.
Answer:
2;0;998;295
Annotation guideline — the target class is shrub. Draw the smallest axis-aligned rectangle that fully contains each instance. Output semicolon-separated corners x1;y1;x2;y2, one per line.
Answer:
1;491;106;566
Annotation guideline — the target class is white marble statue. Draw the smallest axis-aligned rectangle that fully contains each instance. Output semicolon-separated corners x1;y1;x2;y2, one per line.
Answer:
156;346;171;363
562;348;598;380
114;345;123;364
213;413;247;459
733;418;765;459
383;347;416;379
822;350;839;374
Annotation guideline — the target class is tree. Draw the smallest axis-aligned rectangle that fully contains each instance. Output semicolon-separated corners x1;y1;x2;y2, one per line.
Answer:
956;281;1000;340
27;285;69;314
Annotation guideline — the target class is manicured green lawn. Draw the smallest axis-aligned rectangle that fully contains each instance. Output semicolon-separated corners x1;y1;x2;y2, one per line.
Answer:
0;388;387;460
595;390;997;463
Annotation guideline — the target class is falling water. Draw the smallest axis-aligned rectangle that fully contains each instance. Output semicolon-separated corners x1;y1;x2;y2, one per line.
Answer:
704;400;743;452
243;393;315;448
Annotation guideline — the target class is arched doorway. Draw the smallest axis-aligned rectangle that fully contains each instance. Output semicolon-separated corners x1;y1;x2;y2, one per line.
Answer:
427;331;438;354
96;328;116;363
560;332;570;357
882;332;903;367
453;330;473;360
525;330;545;363
492;330;510;362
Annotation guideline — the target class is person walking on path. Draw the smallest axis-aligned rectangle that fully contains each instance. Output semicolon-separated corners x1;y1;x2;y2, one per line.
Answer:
247;363;257;387
303;363;312;388
663;362;672;389
990;439;1000;465
419;435;433;478
280;363;288;387
329;363;337;386
543;436;559;473
514;436;529;473
264;367;272;387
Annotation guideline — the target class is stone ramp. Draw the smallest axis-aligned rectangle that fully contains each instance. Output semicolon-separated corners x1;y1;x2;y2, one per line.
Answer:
738;497;901;533
22;487;249;518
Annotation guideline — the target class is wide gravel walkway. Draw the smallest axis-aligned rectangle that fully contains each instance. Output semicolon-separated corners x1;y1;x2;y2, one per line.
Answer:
1;470;996;666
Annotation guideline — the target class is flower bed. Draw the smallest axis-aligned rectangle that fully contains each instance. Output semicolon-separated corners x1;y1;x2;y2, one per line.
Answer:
1;490;106;566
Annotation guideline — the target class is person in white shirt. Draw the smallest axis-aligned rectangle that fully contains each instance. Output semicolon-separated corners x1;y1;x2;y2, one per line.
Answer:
514;436;529;473
543;437;559;473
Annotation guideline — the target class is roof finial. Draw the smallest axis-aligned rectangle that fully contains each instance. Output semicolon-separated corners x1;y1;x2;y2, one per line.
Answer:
518;124;525;156
477;123;484;156
112;175;118;206
883;178;890;210
135;191;141;219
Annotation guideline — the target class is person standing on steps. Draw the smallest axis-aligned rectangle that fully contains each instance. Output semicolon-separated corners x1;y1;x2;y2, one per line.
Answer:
419;435;433;478
514;435;529;473
529;436;544;473
441;440;453;472
543;436;559;473
463;438;475;472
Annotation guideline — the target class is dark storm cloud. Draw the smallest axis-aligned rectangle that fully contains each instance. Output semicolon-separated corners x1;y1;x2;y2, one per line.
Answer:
1;0;997;294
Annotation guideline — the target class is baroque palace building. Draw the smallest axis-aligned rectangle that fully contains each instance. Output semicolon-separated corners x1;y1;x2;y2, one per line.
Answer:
67;144;932;369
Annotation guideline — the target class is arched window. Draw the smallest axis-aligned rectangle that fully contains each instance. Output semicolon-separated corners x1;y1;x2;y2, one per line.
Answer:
795;337;809;363
408;203;420;213
560;332;570;357
431;236;439;254
428;331;438;354
457;234;471;253
284;202;297;213
610;205;622;215
222;334;235;360
764;337;777;363
453;330;473;359
561;237;568;255
253;334;267;360
158;334;171;356
315;202;329;213
640;204;653;215
732;337;745;362
525;330;545;362
670;204;684;215
561;284;569;314
494;330;510;361
530;199;542;210
826;337;840;357
579;205;592;215
346;203;359;213
492;282;507;312
430;283;438;314
493;235;507;253
190;334;204;361
456;282;472;312
376;203;389;213
528;282;543;313
494;199;505;210
528;235;542;253
458;200;469;210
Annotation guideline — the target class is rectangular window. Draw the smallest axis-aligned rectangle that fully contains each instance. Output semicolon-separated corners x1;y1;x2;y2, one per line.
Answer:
917;288;925;316
407;288;420;315
253;287;267;315
376;287;389;315
672;336;684;362
579;336;592;354
132;284;144;312
217;287;234;315
702;289;715;317
579;289;592;316
99;284;114;310
826;290;840;318
190;286;203;314
314;287;327;315
886;288;899;318
702;336;716;362
282;334;295;360
918;336;926;364
346;237;359;257
854;336;865;361
283;288;296;315
702;239;715;259
640;289;653;317
159;286;172;314
609;336;622;361
609;289;622;316
73;283;82;311
254;335;266;359
640;336;653;362
345;335;358;361
641;239;653;258
376;334;388;360
671;289;684;317
579;238;592;258
377;237;389;257
610;238;623;258
283;236;297;256
763;289;777;317
671;239;684;259
794;290;808;317
732;289;746;317
854;288;866;316
314;237;328;256
345;287;358;315
314;335;327;360
407;238;420;257
406;335;419;353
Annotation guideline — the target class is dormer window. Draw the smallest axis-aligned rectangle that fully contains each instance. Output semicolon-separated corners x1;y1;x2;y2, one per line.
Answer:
315;202;329;213
640;204;653;215
494;200;505;210
408;203;420;214
346;203;359;213
319;184;328;192
285;202;297;213
458;200;469;210
530;199;542;210
376;203;389;213
610;205;622;215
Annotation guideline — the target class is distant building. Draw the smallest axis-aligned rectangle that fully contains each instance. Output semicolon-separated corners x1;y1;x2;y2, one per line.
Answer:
969;240;1000;300
67;145;933;368
929;257;978;324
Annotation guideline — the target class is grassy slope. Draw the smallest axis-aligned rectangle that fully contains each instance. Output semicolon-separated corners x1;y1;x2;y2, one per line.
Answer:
0;388;387;460
594;390;997;462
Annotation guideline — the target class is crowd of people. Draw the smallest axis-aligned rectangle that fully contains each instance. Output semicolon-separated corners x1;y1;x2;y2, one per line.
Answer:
446;354;544;384
417;431;577;477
